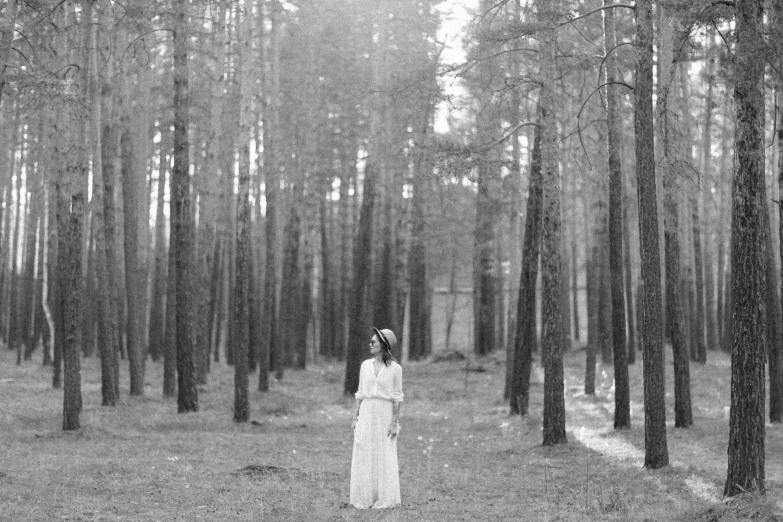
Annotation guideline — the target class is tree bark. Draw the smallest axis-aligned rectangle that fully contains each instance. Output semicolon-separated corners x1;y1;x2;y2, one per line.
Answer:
173;0;197;413
121;121;145;395
724;0;766;497
510;122;542;415
344;171;376;395
92;12;118;405
635;0;668;468
408;110;432;361
772;0;783;426
764;194;783;423
604;0;630;430
702;31;719;355
623;168;636;365
279;192;303;371
148;121;169;363
258;0;280;391
538;2;566;445
585;243;598;395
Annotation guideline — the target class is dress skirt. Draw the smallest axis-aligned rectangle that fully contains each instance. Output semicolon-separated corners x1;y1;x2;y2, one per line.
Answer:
350;398;401;509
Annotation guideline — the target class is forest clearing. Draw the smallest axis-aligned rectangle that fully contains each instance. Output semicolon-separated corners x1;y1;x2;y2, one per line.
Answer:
2;343;782;521
2;0;783;518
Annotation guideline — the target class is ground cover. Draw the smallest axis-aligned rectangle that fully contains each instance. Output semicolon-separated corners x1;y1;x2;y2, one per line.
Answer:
1;345;781;521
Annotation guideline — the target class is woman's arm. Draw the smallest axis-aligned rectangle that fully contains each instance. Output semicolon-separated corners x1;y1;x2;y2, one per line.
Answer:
351;398;362;431
388;364;403;438
352;363;365;431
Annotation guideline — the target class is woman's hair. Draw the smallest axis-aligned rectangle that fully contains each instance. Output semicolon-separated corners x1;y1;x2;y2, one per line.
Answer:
374;328;396;367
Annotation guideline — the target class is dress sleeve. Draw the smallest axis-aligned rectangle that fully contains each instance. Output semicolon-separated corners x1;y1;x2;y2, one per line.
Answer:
392;364;404;402
354;362;366;400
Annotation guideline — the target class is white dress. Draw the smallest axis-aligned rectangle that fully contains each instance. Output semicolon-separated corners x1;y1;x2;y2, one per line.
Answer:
350;359;404;509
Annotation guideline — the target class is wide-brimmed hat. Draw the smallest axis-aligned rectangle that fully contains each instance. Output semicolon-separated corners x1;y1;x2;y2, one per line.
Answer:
372;327;397;353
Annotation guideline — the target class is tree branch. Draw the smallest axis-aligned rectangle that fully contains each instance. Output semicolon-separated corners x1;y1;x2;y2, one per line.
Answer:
556;4;636;29
475;121;540;152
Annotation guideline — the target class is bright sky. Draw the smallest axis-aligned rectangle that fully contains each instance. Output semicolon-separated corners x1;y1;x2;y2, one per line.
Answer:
434;0;476;134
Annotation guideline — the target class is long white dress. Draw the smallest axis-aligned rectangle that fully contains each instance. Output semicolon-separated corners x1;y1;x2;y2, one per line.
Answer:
350;359;404;509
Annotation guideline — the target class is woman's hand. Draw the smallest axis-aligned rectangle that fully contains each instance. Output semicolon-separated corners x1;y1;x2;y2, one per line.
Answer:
387;422;398;439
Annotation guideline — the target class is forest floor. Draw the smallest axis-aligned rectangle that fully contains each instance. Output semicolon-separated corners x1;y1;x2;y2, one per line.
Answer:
2;344;783;521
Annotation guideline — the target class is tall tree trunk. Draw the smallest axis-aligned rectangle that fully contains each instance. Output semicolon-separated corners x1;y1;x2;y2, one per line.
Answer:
539;4;566;446
60;0;93;429
623;167;636;365
772;0;783;426
658;9;692;430
635;0;668;468
604;0;629;430
92;13;118;405
319;173;336;359
510;123;542;415
344;172;376;395
506;0;524;390
724;0;766;498
149;122;170;362
337;149;356;360
9;120;24;361
121;121;145;395
101;79;121;402
279;190;303;372
163;202;177;397
691;210;706;362
408;107;432;361
373;206;396;331
173;0;197;413
702;29;718;355
764;194;783;423
585;243;598;395
259;0;280;391
233;0;255;422
571;234;580;345
717;104;732;352
473;0;497;358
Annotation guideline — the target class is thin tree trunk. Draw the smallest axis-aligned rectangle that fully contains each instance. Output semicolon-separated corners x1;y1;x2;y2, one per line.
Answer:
100;82;122;401
344;171;376;395
408;107;432;361
91;13;118;405
623;167;636;364
539;4;566;445
121;121;145;395
510;123;542;415
473;0;497;358
765;193;783;423
9;120;24;362
258;0;280;391
163;203;177;397
702;28;718;354
571;234;580;344
658;11;692;430
604;0;629;430
149;121;170;362
173;0;197;413
635;0;668;468
585;244;598;395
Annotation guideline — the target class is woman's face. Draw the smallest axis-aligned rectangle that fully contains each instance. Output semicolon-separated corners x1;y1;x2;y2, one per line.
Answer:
369;334;383;356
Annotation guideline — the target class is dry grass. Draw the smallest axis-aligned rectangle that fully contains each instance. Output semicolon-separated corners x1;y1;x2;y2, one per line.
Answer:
1;344;782;521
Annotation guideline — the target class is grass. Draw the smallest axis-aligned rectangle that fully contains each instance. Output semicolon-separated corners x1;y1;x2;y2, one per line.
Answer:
1;344;782;521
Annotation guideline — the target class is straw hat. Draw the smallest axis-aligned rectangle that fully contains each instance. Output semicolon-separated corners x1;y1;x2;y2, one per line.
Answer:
372;327;397;353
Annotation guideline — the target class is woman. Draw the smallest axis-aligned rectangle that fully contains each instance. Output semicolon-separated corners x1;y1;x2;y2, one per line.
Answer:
350;327;403;509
